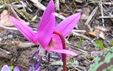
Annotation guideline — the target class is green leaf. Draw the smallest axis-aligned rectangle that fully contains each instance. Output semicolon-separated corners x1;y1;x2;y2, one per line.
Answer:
93;41;104;48
60;59;63;65
67;60;72;66
70;62;78;65
111;40;113;46
9;66;14;70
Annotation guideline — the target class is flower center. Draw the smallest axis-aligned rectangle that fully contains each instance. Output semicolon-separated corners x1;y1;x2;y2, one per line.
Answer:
37;46;45;56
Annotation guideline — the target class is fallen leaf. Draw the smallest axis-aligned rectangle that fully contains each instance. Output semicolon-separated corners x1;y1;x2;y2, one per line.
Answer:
88;32;96;37
0;10;29;27
59;12;67;16
0;10;13;26
95;26;109;32
99;31;105;39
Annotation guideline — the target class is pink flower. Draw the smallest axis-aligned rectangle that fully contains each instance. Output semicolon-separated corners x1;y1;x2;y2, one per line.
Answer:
46;13;81;60
9;0;81;68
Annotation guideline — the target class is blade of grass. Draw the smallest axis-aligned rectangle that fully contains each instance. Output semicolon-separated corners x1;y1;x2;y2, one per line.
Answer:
78;37;82;48
67;32;71;40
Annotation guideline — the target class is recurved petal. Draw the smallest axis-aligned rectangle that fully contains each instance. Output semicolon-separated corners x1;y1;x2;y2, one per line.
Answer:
46;38;64;60
35;14;55;49
37;0;54;30
53;13;81;41
13;66;20;71
9;16;36;44
46;49;78;56
1;65;10;71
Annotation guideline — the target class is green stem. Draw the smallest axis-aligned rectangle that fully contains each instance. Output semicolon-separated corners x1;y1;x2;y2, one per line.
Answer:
53;31;66;71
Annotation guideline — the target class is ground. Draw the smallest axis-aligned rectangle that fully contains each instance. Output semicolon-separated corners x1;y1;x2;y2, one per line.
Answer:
0;0;113;71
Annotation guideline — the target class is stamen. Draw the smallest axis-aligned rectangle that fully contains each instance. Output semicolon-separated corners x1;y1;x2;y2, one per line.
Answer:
34;59;37;67
48;53;50;63
37;45;39;49
29;50;39;63
35;56;42;70
45;50;48;55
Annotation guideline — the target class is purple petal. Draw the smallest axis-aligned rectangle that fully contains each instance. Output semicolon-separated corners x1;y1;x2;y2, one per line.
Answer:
35;14;55;49
53;13;81;41
28;66;40;71
13;66;20;71
1;65;10;71
28;66;34;71
37;0;54;30
9;16;36;44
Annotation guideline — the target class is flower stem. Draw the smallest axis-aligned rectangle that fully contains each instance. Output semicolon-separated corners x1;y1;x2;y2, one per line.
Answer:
53;31;66;71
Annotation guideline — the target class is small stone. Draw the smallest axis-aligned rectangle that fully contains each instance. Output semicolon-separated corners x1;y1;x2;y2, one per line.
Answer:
0;38;3;41
8;34;13;38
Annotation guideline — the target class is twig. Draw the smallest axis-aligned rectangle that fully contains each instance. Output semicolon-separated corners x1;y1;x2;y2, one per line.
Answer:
9;4;21;20
20;1;27;12
13;64;29;69
60;0;65;3
30;0;65;20
84;6;98;25
0;48;11;59
99;2;104;26
99;15;113;18
0;26;18;30
66;43;88;54
102;2;113;5
72;29;86;33
71;31;91;40
87;24;92;32
0;48;10;54
55;0;60;11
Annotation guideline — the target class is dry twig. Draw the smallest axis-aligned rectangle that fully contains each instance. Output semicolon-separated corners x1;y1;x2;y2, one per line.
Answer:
99;2;104;26
30;0;65;19
99;16;113;18
71;31;91;40
102;2;113;5
55;0;60;11
84;6;98;25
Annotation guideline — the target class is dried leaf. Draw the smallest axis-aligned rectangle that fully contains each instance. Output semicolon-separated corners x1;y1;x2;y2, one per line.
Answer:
88;32;96;37
0;10;29;27
59;12;67;16
0;10;13;26
99;31;105;39
95;26;109;32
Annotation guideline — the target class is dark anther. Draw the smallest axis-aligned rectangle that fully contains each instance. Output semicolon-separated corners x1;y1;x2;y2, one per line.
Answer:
48;53;50;63
29;50;39;63
35;56;42;70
